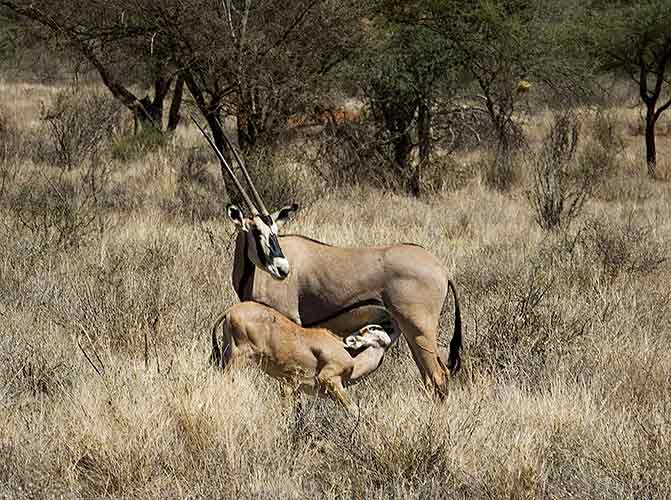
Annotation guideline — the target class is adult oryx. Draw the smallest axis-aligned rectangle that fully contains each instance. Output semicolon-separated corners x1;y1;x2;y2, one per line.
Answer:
192;117;462;397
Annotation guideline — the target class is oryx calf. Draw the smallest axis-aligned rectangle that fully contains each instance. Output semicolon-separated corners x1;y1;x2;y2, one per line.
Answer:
210;302;392;408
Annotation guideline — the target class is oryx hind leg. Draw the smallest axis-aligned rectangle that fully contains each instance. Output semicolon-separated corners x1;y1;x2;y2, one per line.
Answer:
387;294;449;397
383;264;451;396
396;315;447;393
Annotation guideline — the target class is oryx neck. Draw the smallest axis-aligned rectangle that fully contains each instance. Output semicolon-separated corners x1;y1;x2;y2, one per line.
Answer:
232;231;255;301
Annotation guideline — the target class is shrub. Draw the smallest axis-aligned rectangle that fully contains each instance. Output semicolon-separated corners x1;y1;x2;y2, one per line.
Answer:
295;111;470;195
468;263;590;383
175;146;225;222
527;111;596;230
317;397;459;496
2;159;110;251
482;119;526;192
306;120;392;189
432;101;493;153
0;106;26;160
583;110;645;203
582;212;667;281
241;144;314;210
305;121;438;194
483;147;517;192
35;88;121;170
591;109;624;159
46;236;182;353
111;127;169;161
0;108;24;201
581;109;623;181
1;336;74;400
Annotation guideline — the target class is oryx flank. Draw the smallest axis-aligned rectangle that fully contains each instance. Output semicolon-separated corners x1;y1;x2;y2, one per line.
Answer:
211;301;393;409
192;116;462;397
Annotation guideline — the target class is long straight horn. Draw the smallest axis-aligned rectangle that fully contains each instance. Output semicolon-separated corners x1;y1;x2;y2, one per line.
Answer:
190;115;258;215
218;121;269;216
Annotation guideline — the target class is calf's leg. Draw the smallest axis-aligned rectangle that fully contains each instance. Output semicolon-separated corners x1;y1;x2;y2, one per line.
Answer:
317;368;353;410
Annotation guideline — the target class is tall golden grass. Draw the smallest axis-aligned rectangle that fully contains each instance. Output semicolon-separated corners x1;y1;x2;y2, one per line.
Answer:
0;82;670;499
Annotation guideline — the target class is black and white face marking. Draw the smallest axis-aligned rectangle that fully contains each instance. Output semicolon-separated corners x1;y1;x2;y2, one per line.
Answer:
249;214;290;280
227;203;299;281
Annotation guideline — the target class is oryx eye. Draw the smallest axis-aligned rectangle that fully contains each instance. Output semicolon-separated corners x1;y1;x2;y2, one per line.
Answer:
250;227;270;264
251;227;265;247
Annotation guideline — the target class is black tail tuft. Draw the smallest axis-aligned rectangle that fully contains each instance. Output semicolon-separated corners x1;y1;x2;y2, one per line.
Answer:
447;280;462;375
209;313;227;369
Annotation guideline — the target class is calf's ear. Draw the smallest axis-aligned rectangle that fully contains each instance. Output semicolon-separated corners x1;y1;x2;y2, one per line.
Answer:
363;325;392;347
344;334;367;350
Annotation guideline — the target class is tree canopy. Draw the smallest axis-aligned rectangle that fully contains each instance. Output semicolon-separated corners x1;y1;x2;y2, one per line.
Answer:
1;0;669;187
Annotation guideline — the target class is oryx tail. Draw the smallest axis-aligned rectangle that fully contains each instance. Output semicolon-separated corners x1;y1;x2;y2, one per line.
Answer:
446;280;462;375
210;311;233;369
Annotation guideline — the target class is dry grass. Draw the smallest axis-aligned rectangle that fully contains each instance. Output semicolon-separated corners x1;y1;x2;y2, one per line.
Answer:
1;82;670;499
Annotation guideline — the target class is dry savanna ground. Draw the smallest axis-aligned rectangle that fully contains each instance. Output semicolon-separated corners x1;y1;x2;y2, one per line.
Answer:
0;81;670;499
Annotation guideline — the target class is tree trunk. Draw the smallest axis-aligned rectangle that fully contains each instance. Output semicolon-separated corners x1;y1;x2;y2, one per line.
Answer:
393;130;414;174
236;107;254;152
236;88;256;151
184;72;242;205
383;105;416;188
645;106;657;179
415;87;432;197
167;75;184;131
135;77;171;133
236;87;275;151
417;98;431;164
369;82;420;193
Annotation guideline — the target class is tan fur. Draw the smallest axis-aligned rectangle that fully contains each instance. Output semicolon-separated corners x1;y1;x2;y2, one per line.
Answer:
211;302;391;409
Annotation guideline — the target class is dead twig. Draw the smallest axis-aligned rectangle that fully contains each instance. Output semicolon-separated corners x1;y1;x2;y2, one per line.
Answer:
76;322;105;377
149;314;161;374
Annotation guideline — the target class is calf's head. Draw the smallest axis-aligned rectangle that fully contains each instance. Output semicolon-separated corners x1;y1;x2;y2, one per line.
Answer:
344;325;392;350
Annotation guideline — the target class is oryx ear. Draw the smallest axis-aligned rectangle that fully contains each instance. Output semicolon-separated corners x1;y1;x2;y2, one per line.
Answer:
271;203;299;227
227;204;247;230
